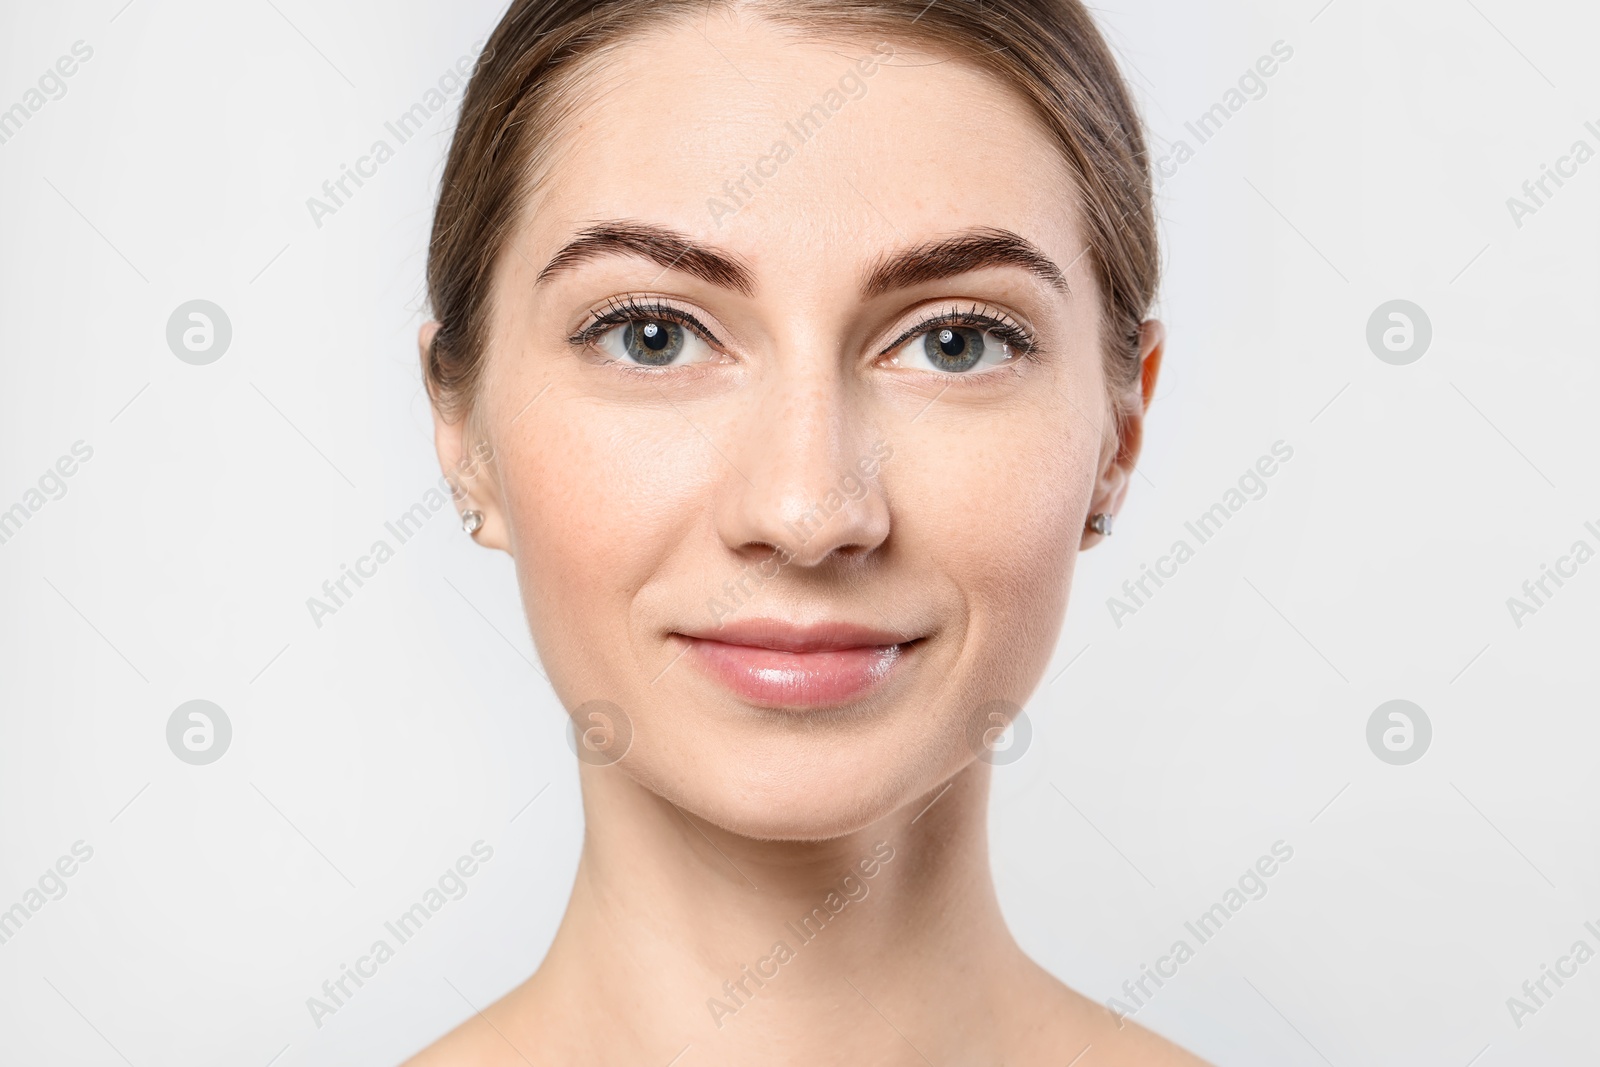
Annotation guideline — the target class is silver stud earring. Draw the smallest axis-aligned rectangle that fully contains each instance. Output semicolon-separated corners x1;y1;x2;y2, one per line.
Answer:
461;510;484;536
1088;512;1114;536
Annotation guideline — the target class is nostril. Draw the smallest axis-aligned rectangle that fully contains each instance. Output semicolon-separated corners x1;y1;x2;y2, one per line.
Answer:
716;432;893;567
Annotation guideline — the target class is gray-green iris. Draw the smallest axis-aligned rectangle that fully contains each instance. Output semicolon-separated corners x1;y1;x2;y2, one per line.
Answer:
625;320;684;365
924;326;986;372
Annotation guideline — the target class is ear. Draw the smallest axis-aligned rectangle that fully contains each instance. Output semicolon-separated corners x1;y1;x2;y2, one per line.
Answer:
421;321;509;551
1081;320;1164;550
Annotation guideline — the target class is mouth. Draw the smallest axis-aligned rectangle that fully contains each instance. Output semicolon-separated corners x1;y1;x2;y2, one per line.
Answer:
673;619;923;709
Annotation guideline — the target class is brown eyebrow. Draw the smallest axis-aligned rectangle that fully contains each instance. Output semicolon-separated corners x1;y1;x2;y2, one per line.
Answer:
860;227;1070;298
536;221;1069;300
536;221;757;296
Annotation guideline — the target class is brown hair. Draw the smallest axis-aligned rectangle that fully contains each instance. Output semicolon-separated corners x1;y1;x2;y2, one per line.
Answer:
425;0;1157;420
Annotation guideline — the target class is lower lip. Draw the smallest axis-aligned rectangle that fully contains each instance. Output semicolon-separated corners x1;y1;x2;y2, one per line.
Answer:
679;637;912;708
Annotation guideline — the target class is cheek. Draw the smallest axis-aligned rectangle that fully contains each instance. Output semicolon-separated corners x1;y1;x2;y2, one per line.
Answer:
902;401;1099;602
893;386;1102;706
494;405;711;642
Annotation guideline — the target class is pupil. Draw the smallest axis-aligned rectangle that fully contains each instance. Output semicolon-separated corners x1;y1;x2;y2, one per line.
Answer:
924;325;986;372
625;319;683;365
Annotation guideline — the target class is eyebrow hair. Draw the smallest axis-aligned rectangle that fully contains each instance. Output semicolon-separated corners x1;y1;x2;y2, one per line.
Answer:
861;227;1070;298
536;221;1070;300
536;221;757;296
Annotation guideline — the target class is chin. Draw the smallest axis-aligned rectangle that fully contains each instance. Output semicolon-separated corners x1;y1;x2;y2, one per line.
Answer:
617;708;967;842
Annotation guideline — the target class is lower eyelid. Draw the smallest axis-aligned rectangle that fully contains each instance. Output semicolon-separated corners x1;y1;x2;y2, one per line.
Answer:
595;320;725;370
890;325;1031;365
886;315;1033;354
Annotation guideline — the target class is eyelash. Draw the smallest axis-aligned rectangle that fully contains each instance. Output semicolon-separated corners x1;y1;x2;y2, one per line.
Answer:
567;294;721;355
879;303;1039;364
566;295;1040;374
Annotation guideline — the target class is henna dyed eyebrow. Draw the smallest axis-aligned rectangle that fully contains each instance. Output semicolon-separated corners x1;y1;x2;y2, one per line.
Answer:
536;221;757;296
861;226;1070;298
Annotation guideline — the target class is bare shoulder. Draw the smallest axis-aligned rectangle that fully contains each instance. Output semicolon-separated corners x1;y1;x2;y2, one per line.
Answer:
1007;959;1214;1067
397;983;555;1067
1065;1010;1214;1067
398;1015;517;1067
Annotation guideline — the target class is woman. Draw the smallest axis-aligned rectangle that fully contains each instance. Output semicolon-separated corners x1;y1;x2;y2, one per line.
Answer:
408;0;1200;1062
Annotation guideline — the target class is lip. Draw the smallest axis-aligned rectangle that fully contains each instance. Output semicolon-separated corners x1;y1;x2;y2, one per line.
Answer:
675;619;921;709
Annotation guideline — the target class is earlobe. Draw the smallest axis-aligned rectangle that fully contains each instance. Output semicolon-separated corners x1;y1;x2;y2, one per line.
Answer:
422;320;508;551
1081;319;1164;551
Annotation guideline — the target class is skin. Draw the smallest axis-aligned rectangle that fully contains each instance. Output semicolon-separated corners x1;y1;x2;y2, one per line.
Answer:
407;10;1201;1066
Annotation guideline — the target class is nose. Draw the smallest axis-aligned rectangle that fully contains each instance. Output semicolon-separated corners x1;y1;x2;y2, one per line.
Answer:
713;367;891;569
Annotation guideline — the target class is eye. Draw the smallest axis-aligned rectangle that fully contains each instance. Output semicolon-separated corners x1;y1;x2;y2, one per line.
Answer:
884;311;1032;376
593;317;716;368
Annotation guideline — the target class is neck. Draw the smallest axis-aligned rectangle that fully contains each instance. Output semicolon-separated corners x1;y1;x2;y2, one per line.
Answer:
525;761;1021;1063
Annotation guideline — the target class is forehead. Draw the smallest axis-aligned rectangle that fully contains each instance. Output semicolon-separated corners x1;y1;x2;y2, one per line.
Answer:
520;13;1085;277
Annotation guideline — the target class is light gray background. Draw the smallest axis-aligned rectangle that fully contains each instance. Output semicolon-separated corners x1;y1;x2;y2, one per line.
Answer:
2;0;1597;1064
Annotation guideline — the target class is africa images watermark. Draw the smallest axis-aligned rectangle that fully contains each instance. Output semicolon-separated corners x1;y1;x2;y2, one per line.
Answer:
0;841;95;949
0;40;94;148
1106;440;1294;628
707;43;896;227
1505;917;1600;1030
705;840;896;1029
1107;839;1295;1023
1153;40;1294;187
705;438;894;628
304;38;488;229
1504;517;1600;629
1505;118;1600;230
304;440;494;628
0;440;94;548
305;840;494;1029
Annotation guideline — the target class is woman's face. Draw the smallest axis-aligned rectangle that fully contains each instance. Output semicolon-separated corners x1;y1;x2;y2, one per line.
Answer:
433;14;1154;839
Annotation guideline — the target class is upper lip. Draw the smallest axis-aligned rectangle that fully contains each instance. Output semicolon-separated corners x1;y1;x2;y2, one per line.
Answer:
677;618;918;653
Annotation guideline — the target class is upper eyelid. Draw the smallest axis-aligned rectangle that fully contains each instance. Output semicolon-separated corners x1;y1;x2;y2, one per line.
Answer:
571;297;1035;356
879;303;1036;355
571;297;725;347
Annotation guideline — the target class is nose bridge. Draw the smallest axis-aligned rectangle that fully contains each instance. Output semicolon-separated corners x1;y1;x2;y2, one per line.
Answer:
716;357;890;567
